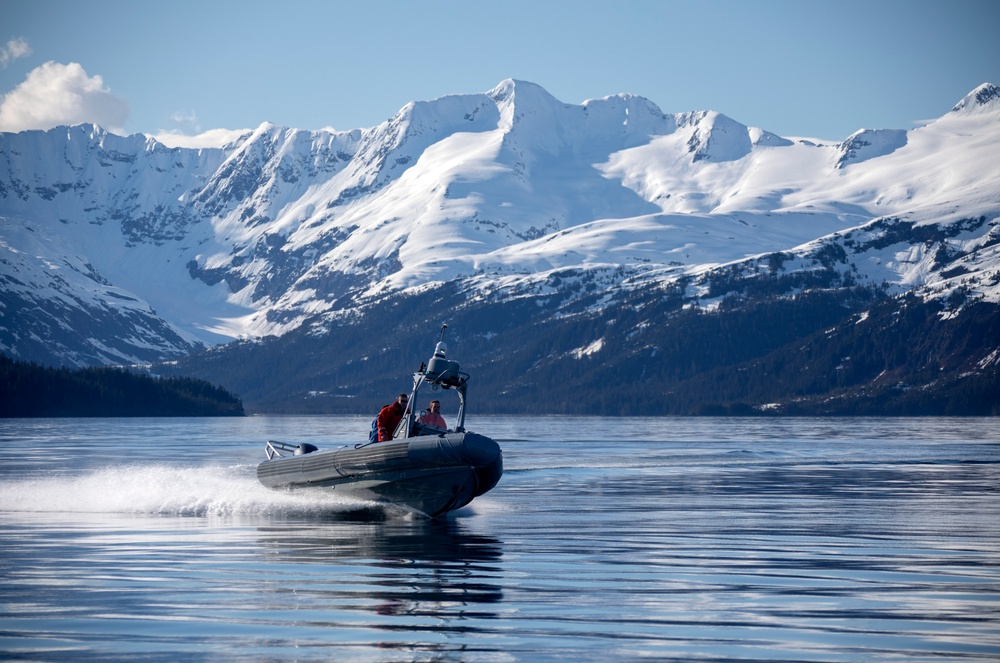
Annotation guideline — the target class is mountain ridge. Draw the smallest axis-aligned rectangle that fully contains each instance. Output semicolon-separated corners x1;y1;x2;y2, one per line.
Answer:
2;79;998;414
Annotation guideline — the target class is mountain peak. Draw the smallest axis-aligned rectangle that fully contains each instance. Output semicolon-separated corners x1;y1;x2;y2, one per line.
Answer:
835;128;908;168
486;79;568;124
950;83;1000;114
487;79;555;104
3;80;1000;371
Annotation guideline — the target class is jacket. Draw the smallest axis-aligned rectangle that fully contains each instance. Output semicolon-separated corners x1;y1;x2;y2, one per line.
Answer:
419;410;447;429
377;402;406;442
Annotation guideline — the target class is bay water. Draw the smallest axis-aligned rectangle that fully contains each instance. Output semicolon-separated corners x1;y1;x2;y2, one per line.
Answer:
1;416;998;661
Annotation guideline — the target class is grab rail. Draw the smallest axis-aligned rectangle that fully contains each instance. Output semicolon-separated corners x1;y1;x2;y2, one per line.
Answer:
264;440;300;460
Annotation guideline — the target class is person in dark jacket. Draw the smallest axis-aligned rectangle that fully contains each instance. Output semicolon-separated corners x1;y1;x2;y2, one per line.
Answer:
377;393;409;442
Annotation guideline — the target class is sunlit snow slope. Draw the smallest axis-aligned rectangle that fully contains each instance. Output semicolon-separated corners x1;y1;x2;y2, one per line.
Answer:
1;80;998;366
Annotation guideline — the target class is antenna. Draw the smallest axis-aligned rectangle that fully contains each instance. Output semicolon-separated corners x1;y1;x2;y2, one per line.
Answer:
438;323;448;342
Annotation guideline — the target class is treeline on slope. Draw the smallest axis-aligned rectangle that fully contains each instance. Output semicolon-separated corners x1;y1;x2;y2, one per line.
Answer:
0;354;244;417
742;295;1000;416
468;288;879;415
157;274;1000;416
593;293;1000;416
561;292;996;415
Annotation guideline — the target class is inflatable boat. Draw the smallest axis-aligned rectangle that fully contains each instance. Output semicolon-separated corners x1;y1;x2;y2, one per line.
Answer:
256;327;503;517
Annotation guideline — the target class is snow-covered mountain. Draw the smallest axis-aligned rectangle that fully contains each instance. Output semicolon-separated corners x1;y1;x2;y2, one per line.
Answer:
2;79;999;383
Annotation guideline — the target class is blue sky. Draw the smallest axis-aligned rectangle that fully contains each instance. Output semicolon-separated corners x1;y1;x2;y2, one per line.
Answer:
2;0;998;145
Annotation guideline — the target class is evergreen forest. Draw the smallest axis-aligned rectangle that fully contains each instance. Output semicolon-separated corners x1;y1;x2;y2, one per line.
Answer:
1;355;244;417
158;280;1000;417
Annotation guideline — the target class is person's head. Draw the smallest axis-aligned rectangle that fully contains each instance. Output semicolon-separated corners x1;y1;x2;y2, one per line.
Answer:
429;400;440;411
396;393;408;407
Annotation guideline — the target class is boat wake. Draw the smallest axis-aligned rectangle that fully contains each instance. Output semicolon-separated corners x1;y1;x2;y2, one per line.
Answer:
0;463;385;518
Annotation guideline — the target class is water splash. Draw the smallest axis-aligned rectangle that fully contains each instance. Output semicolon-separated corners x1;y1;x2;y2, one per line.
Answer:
0;463;377;517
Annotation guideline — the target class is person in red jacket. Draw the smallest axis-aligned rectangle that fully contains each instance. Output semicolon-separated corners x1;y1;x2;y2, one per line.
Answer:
377;393;409;442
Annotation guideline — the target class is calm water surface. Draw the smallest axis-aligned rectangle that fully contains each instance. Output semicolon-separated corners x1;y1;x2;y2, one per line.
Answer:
1;416;998;662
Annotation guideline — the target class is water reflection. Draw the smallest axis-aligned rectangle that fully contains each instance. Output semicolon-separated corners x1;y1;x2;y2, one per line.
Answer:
256;515;503;566
254;516;505;654
2;417;997;662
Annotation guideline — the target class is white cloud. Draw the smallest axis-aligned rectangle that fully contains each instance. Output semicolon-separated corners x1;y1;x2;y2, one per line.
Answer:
145;108;248;149
150;127;251;149
0;38;31;68
0;61;129;133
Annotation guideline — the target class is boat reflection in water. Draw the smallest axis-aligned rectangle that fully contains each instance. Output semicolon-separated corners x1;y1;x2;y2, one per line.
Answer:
257;326;503;518
254;517;504;630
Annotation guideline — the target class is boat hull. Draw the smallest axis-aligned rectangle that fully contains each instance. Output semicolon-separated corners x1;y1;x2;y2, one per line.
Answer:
256;432;503;517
